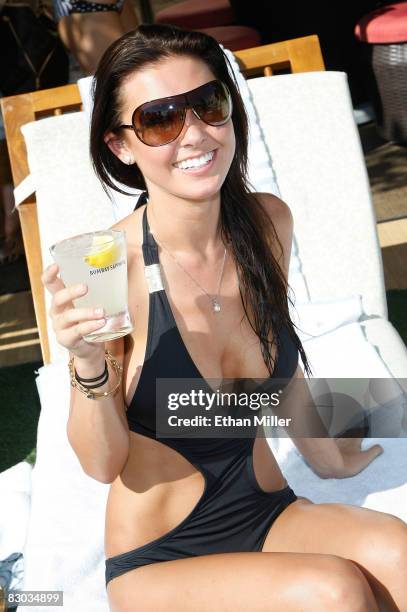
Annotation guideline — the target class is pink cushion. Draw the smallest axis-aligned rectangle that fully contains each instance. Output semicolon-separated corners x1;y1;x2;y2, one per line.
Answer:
355;2;407;43
197;25;261;51
155;0;235;29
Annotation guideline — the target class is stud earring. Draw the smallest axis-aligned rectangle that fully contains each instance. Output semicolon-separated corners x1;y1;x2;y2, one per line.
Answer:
125;155;134;165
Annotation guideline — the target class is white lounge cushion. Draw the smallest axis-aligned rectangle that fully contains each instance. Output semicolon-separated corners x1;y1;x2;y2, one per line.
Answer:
21;113;116;364
248;72;387;320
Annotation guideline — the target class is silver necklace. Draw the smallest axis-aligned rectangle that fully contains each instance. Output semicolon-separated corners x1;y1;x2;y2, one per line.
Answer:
149;209;227;313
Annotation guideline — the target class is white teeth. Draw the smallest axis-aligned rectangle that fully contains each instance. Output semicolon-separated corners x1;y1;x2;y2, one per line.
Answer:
175;150;214;170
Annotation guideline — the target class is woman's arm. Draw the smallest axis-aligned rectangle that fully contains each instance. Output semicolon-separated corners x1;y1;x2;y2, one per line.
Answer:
288;365;383;479
42;221;131;484
257;193;384;479
66;217;133;482
67;336;130;484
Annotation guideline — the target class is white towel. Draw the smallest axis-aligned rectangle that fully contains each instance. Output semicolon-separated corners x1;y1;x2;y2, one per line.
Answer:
290;294;363;341
272;321;407;515
0;462;32;561
273;436;407;519
302;321;394;378
22;362;109;611
221;47;281;198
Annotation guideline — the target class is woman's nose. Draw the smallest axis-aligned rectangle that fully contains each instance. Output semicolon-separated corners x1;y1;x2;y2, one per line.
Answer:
179;108;207;144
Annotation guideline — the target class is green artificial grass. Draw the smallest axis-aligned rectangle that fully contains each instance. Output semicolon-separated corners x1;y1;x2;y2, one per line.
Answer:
0;361;41;473
0;290;406;474
386;289;407;346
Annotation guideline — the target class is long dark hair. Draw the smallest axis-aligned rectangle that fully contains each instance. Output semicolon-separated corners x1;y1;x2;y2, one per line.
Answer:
90;24;312;377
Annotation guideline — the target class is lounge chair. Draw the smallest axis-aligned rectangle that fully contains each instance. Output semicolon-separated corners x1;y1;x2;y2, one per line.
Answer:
1;36;406;611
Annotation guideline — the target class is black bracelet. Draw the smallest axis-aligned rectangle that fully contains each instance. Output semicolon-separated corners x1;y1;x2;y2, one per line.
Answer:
75;361;108;384
69;350;122;400
77;369;109;389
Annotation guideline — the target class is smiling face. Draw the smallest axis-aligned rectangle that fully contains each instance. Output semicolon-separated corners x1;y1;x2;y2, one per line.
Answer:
106;55;236;204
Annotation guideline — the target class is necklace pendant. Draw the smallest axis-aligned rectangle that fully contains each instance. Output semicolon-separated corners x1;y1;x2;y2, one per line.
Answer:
212;299;221;313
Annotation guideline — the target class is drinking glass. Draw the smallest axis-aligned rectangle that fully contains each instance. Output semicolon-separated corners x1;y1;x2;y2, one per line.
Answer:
50;229;133;342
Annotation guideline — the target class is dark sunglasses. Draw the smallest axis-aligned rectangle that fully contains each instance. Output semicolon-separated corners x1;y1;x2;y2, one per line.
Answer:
118;79;233;147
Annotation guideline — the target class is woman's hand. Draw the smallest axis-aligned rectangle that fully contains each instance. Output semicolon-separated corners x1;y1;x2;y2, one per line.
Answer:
41;263;107;362
334;437;384;478
287;366;385;479
293;436;384;479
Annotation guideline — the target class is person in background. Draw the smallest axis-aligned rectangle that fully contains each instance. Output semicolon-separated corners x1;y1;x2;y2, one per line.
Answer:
0;0;70;264
0;0;138;263
54;0;139;75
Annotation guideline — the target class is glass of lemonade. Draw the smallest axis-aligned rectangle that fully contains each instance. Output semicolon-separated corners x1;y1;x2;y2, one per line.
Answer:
50;229;133;342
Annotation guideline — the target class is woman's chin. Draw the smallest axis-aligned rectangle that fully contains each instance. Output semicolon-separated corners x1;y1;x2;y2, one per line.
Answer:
173;179;224;202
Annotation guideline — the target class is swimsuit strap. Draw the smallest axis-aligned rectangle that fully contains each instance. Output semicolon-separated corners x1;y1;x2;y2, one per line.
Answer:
140;207;180;335
141;206;160;267
134;191;148;211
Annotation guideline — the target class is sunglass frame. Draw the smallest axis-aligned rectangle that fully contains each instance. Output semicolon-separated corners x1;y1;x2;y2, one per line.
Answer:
118;79;233;146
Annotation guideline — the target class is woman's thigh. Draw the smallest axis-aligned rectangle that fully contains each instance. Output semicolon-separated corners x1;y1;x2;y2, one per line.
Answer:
262;498;407;609
261;497;406;560
107;550;377;612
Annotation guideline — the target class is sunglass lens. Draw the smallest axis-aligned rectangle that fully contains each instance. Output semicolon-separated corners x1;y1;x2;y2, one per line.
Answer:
135;105;185;146
192;82;231;125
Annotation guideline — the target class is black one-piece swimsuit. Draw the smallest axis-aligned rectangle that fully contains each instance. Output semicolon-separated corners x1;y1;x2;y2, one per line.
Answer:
105;204;299;587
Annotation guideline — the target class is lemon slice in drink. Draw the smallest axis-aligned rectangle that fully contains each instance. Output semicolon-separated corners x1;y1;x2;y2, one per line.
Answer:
84;235;121;268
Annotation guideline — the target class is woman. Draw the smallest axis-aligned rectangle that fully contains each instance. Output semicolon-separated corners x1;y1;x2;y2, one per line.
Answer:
42;25;407;611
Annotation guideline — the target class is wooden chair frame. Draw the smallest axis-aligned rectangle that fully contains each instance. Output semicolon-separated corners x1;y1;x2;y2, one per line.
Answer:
0;35;324;364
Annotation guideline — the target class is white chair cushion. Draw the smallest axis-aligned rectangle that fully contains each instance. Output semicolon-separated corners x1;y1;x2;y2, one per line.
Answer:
248;72;388;319
21;113;116;363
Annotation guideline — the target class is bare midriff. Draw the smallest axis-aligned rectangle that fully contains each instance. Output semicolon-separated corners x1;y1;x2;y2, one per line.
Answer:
104;432;288;559
104;432;206;558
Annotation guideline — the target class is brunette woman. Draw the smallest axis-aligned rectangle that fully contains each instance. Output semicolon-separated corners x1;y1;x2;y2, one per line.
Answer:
42;25;407;612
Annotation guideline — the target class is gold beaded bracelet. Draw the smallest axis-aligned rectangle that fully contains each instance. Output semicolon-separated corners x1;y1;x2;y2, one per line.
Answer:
68;350;123;400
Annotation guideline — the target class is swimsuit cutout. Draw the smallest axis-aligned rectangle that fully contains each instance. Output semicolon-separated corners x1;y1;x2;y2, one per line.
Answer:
105;201;299;586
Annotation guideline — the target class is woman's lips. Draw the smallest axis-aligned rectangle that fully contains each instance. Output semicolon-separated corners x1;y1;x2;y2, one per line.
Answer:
173;149;217;175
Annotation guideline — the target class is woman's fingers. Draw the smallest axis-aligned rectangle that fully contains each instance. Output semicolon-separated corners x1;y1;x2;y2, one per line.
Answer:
41;263;64;294
53;307;105;347
41;263;107;358
56;307;105;331
42;264;88;313
356;444;384;474
364;443;384;461
342;443;384;477
56;317;107;347
52;283;88;313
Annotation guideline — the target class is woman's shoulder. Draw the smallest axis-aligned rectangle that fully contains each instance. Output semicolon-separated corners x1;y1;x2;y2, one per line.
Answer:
253;192;294;280
254;192;293;229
